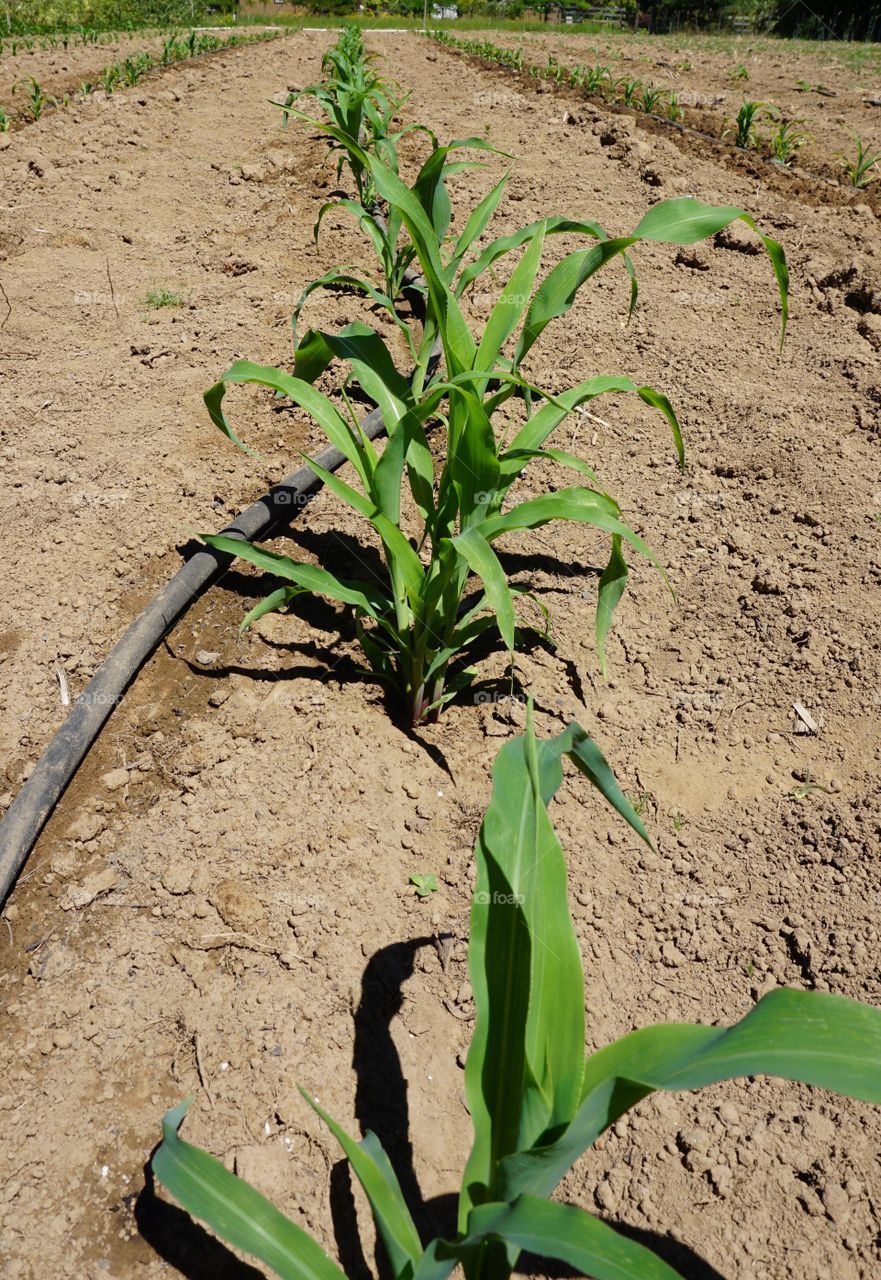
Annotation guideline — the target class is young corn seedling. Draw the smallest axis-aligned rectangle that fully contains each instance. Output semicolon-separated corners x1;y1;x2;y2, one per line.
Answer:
0;106;9;132
727;99;771;150
839;130;881;188
99;63;120;94
615;76;643;106
770;117;810;165
202;117;788;725
285;27;409;206
572;62;612;95
153;708;881;1280
545;54;566;85
638;83;668;114
14;76;53;121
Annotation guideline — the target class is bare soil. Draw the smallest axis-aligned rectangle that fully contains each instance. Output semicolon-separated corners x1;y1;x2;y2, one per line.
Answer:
1;28;880;1280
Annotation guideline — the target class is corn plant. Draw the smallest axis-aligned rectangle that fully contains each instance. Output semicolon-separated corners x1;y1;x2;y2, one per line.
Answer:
731;61;750;81
638;83;667;114
572;62;611;95
99;62;120;93
152;708;881;1280
615;76;643;106
545;53;566;85
839;130;881;188
286;27;408;206
121;52;152;87
769;117;810;165
668;91;683;122
13;76;53;121
202;112;787;724
727;100;771;150
0;105;9;131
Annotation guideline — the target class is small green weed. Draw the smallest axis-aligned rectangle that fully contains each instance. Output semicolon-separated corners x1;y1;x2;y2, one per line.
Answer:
409;872;439;898
144;287;184;309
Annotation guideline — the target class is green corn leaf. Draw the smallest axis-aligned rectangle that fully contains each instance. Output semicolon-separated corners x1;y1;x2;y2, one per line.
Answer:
412;136;507;242
550;721;651;846
153;1100;348;1280
293;276;410;357
451;528;515;650
475;222;547;379
460;709;588;1226
501;446;601;487
300;453;426;603
637;386;684;469
295;326;413;442
354;145;477;377
204;360;370;487
596;535;628;678
500;987;881;1205
500;375;681;481
514;237;639;366
445;385;501;522
455;216;610;299
449;171;510;271
240;585;302;632
583;986;881;1111
199;533;390;622
632;197;789;343
478;488;663;582
300;1090;423;1280
461;711;653;1228
313;197;389;262
460;1196;685;1280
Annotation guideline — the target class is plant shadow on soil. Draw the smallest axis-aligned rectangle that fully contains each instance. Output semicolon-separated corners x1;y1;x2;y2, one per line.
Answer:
177;527;598;727
135;934;726;1280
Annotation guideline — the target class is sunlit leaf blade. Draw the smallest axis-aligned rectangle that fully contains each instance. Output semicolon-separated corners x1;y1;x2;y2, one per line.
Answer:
475;222;547;375
461;710;586;1227
199;532;388;619
300;1090;423;1280
583;987;881;1108
478;489;665;584
632;197;789;343
515;237;639;366
452;528;515;650
153;1101;348;1280
549;722;652;847
461;1196;685;1280
500;988;881;1204
204;360;370;484
240;585;302;632
596;535;628;678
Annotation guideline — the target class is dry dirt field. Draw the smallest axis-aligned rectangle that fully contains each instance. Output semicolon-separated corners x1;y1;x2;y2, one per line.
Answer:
0;26;880;1280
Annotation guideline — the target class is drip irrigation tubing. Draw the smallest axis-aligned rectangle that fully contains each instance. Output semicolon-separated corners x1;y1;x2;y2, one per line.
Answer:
0;251;435;907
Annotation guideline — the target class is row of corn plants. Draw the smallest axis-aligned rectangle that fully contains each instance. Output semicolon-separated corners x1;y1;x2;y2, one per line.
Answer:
426;32;880;188
148;30;881;1278
1;27;279;125
198;28;789;727
427;31;685;123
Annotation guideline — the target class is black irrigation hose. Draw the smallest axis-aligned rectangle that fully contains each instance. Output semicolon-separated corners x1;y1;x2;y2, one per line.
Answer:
0;422;382;907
